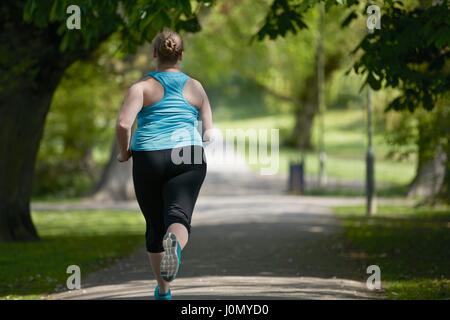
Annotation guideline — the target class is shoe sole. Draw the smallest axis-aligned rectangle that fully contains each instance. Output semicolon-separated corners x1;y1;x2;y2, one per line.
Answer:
160;232;179;282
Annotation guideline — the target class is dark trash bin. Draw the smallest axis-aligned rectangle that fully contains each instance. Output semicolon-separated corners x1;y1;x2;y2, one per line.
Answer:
288;159;305;194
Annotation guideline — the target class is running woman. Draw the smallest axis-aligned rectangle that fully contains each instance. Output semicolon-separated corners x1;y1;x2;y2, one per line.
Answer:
115;29;213;300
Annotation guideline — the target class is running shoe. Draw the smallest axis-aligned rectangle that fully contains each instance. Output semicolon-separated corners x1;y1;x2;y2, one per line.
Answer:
154;285;172;300
160;232;182;282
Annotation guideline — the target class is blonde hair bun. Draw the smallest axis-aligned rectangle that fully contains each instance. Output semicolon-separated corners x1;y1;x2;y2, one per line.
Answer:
154;30;183;63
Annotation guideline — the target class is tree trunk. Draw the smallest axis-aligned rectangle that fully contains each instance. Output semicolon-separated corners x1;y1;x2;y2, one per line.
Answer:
407;104;450;203
407;147;447;198
0;55;70;241
89;141;135;201
0;2;76;241
0;70;70;241
290;74;318;150
437;148;450;202
290;54;341;150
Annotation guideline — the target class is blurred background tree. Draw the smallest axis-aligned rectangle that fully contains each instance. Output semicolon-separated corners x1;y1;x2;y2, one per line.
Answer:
184;0;363;150
35;57;120;198
256;0;450;201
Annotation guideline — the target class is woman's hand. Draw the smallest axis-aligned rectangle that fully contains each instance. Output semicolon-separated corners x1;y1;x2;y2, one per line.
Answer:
117;150;132;162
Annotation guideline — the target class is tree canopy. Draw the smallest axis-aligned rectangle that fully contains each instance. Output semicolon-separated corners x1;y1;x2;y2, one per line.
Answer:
255;0;450;112
22;0;212;53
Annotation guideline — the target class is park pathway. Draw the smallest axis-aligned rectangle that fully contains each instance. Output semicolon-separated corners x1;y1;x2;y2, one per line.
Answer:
46;142;384;300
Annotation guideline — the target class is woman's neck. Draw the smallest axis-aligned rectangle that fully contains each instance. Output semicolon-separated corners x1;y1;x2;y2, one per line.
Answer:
156;63;180;72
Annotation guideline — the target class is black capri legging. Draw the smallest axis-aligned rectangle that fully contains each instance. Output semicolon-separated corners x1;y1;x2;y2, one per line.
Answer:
132;145;207;253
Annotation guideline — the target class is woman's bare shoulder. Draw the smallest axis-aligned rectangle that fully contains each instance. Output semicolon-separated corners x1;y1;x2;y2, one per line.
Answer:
189;76;203;87
183;77;206;108
185;77;206;95
132;77;160;90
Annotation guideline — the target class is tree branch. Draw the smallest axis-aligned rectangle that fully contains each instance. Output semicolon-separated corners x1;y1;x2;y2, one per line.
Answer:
249;78;298;104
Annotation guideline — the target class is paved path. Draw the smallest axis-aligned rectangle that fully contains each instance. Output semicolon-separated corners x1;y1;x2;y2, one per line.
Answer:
46;143;384;300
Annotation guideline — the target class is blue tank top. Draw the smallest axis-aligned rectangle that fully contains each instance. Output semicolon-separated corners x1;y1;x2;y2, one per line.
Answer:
130;71;203;151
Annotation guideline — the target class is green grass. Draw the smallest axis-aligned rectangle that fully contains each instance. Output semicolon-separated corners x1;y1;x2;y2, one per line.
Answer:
334;205;450;299
0;210;145;300
216;109;416;193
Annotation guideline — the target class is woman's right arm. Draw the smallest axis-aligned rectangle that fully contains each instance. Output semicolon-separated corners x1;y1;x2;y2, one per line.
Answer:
116;83;144;162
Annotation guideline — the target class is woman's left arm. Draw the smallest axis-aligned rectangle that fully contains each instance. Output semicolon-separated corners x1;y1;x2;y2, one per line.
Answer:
116;83;144;162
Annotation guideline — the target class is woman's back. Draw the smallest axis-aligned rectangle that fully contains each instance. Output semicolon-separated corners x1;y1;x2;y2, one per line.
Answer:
130;70;203;151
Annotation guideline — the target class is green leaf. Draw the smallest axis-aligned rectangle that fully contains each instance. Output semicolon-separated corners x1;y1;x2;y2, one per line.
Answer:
341;11;358;27
49;0;66;22
23;0;38;22
367;72;381;90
